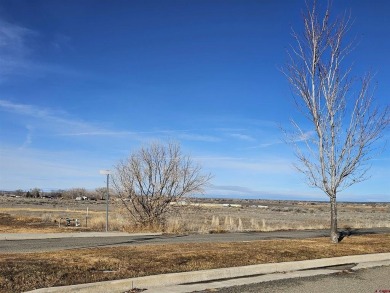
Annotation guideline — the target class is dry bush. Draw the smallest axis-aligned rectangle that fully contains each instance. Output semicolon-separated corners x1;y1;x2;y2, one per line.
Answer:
164;218;191;234
211;215;220;227
250;218;259;230
40;213;54;223
224;216;235;230
112;142;212;228
86;214;127;232
164;218;182;233
237;218;243;231
160;214;329;234
349;220;390;229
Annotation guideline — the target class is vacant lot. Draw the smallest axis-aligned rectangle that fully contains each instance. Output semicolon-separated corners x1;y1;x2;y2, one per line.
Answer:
1;234;389;293
0;196;389;233
1;196;389;292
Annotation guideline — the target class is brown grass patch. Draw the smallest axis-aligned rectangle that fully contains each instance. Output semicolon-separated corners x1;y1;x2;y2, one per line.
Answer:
0;212;128;233
0;213;66;233
0;233;389;292
0;213;95;233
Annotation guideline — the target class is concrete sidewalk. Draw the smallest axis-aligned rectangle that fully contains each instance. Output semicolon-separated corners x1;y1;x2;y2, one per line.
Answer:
0;232;162;240
27;253;390;293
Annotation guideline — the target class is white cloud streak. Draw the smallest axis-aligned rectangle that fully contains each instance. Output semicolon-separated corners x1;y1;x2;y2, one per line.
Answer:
178;133;221;142
207;185;260;196
0;19;92;81
0;146;111;190
228;133;255;141
0;99;99;134
0;99;225;145
19;125;34;149
245;140;284;149
196;155;294;174
0;19;37;79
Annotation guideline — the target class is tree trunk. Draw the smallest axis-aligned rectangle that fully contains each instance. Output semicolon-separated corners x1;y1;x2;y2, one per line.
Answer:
330;195;339;243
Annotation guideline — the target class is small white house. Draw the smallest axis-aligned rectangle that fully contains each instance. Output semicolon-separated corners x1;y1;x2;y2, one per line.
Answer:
75;196;88;201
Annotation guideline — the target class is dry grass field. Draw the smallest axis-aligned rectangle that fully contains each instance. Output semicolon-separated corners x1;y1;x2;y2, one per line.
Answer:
0;196;389;233
1;234;390;292
0;196;389;292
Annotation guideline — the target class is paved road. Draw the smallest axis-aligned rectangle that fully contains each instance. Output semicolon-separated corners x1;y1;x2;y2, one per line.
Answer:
1;228;389;253
195;265;390;293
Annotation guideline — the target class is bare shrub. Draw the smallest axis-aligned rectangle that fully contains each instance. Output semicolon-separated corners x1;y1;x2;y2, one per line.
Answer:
237;218;243;231
250;218;259;230
165;218;186;233
41;213;54;223
262;219;267;230
62;188;87;200
112;142;212;229
211;215;220;227
87;214;126;232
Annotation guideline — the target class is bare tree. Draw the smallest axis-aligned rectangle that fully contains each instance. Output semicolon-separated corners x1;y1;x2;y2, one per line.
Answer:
62;188;88;200
283;1;389;243
29;188;42;198
95;187;108;200
112;142;212;228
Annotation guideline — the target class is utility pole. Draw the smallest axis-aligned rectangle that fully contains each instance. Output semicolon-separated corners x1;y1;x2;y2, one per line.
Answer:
99;170;110;232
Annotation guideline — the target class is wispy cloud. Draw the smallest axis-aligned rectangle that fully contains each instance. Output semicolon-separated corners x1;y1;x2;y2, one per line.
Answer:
0;145;112;190
228;133;255;142
206;184;326;200
0;19;37;79
58;131;134;137
245;140;284;149
117;128;222;142
284;121;316;144
60;128;222;144
0;99;131;151
207;185;260;196
196;155;293;174
0;99;53;117
0;19;91;81
293;130;315;143
178;133;221;142
0;99;224;144
0;99;97;133
19;125;34;149
0;20;33;54
51;33;73;52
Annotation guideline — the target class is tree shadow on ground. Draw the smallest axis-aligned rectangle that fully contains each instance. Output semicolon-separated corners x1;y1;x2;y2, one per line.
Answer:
338;228;378;242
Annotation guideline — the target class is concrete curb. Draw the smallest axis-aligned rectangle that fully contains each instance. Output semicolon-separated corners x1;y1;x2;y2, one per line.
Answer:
27;252;390;293
145;268;344;293
0;232;162;241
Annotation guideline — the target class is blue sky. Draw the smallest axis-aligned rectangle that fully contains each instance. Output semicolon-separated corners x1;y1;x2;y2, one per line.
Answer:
0;0;389;202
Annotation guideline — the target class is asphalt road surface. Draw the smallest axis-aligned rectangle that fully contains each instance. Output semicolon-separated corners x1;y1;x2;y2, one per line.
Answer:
1;227;389;253
194;265;390;293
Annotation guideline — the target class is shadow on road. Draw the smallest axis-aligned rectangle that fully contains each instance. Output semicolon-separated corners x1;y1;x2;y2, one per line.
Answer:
338;228;380;242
